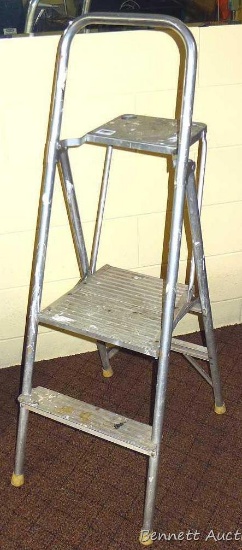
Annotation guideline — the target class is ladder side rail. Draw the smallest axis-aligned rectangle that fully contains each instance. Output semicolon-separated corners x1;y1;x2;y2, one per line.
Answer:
58;147;90;278
186;161;225;410
21;139;58;398
141;23;197;537
188;129;207;296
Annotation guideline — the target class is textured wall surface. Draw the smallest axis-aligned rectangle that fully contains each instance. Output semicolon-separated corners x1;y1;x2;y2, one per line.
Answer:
0;25;241;367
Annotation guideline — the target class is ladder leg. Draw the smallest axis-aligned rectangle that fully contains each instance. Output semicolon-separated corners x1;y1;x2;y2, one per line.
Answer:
188;130;207;296
97;341;113;378
140;160;189;544
186;161;225;413
139;454;160;546
12;148;58;486
11;407;29;487
11;199;55;484
11;285;42;485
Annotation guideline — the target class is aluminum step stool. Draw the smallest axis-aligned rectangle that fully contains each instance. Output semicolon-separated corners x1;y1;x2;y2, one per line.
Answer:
11;13;226;546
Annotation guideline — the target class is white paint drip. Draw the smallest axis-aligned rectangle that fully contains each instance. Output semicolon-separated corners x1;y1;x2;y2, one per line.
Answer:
66;179;73;197
52;314;74;323
59;68;67;92
42;193;50;206
166;283;176;294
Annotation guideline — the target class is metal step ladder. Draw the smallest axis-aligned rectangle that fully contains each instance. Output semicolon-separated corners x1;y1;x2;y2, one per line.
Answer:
11;13;226;546
24;0;68;33
24;0;91;34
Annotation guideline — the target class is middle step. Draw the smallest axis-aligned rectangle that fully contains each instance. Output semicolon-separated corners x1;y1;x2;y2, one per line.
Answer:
39;264;200;358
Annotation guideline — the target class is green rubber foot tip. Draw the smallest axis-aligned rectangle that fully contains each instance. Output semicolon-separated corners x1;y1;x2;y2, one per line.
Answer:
139;532;153;546
214;403;226;415
11;473;24;487
102;367;113;379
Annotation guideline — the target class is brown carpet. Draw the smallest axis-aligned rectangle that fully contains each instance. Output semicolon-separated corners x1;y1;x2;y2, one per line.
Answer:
0;324;241;550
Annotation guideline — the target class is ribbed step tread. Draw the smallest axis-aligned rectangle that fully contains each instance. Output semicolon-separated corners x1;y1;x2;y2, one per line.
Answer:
39;265;204;359
19;387;156;456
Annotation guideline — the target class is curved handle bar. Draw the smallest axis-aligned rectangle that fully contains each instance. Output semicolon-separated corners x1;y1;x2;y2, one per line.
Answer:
47;13;197;198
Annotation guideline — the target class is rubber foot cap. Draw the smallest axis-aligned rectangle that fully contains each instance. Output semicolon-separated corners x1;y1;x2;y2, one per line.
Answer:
102;367;113;378
215;403;226;415
11;473;24;487
139;532;153;546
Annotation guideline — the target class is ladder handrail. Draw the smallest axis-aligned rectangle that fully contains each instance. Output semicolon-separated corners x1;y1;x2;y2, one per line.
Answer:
47;13;197;260
50;12;196;174
29;15;197;393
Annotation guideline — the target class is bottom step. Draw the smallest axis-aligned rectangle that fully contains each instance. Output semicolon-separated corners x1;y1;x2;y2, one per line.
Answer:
19;387;156;457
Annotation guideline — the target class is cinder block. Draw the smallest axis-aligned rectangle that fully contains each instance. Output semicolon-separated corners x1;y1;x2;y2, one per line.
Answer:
135;89;177;119
35;330;96;362
62;92;136;138
103;149;168;219
45;225;81;282
202;202;242;256
3;101;49;168
0;338;23;369
206;252;242;302
199;26;242;87
0;287;29;340
95;216;139;270
194;85;242;148
70;146;107;223
138;212;166;267
138;212;192;268
0;35;57;104
67;31;179;98
212;298;242;328
0;231;34;289
203;146;242;206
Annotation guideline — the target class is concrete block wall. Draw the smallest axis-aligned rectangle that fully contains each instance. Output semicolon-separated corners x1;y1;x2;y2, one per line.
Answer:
0;25;241;367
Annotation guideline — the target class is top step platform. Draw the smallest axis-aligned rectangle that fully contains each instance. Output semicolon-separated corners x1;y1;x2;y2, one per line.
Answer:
60;115;206;155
